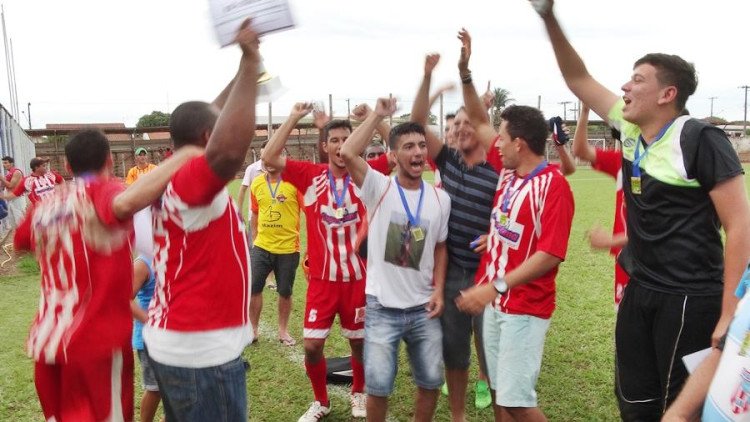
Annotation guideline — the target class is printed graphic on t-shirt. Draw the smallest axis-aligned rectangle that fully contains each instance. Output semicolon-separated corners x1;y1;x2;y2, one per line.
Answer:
321;203;360;227
384;211;429;271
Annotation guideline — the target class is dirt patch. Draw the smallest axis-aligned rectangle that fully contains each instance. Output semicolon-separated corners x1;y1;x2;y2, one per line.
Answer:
0;244;20;277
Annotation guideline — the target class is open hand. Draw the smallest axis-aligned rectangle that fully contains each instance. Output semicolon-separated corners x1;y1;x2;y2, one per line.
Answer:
290;102;313;120
457;28;472;73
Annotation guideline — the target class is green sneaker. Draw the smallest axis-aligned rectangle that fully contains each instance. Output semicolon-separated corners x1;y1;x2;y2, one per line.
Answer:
475;380;491;409
441;382;448;396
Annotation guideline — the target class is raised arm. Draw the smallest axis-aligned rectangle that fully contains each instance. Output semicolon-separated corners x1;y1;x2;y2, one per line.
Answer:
571;105;596;163
410;54;446;160
340;98;397;188
458;29;499;150
533;1;618;119
313;109;331;163
112;146;204;220
261;103;313;170
204;21;260;180
350;103;391;145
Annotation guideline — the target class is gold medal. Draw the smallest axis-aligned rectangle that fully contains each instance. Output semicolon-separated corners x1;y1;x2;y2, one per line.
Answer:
411;227;424;241
335;208;345;219
631;176;641;195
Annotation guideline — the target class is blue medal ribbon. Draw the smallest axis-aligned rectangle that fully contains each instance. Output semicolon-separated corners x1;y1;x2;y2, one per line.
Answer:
266;174;281;201
328;172;351;209
632;119;674;178
500;160;548;214
395;177;425;228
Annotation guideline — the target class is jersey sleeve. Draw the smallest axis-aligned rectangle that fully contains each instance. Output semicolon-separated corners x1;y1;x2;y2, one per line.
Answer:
250;178;260;213
367;153;391;175
171;155;228;206
92;180;129;226
282;160;319;192
592;149;623;179
535;176;575;261
690;128;744;191
359;167;391;210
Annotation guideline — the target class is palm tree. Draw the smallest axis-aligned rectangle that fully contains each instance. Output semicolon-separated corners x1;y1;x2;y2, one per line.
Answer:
490;87;514;126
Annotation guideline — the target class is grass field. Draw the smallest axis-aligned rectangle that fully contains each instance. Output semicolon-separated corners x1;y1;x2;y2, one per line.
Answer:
1;167;747;421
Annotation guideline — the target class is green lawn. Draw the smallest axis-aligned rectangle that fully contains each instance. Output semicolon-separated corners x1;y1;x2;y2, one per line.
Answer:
2;167;748;421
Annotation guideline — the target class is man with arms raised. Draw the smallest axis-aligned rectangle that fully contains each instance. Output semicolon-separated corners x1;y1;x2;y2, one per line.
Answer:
341;97;450;422
410;40;503;419
143;22;260;421
532;1;750;419
263;104;373;421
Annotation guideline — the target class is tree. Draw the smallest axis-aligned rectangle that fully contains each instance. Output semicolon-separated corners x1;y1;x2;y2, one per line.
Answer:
490;87;514;126
136;111;170;128
397;112;437;125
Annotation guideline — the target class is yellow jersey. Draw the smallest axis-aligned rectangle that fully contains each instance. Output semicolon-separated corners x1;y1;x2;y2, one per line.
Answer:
250;173;301;254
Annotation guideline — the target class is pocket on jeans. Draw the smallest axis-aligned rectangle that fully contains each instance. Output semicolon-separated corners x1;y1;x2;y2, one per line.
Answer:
160;368;198;411
365;295;383;311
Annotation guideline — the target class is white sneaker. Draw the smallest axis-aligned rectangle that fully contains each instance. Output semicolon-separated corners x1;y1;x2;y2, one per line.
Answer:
350;392;367;418
298;401;331;422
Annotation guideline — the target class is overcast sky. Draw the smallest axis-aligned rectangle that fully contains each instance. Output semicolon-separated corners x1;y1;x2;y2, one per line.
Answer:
2;0;749;128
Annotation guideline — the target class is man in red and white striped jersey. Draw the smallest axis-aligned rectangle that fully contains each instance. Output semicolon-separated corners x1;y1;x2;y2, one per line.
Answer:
4;157;63;204
142;22;260;422
263;103;391;421
14;129;200;422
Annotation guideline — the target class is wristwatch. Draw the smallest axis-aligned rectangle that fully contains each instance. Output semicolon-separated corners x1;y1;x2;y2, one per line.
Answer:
493;277;508;295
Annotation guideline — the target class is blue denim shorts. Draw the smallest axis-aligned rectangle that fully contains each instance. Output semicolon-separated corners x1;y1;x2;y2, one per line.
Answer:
147;353;248;422
136;349;159;392
364;295;444;396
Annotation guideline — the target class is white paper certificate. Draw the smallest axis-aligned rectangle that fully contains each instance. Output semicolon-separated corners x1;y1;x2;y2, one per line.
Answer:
209;0;295;46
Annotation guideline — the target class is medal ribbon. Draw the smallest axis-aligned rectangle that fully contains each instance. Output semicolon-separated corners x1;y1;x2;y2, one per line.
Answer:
266;174;281;201
500;160;548;214
328;172;351;209
395;177;425;228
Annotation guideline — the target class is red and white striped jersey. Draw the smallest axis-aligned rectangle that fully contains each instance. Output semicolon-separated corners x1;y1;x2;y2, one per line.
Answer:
475;165;574;319
147;156;251;332
14;177;133;364
283;160;366;282
14;171;64;204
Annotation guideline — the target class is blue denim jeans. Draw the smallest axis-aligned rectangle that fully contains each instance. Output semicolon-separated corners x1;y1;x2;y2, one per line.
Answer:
147;353;248;422
364;295;444;397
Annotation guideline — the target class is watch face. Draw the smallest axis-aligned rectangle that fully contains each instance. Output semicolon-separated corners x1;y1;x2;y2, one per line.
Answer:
494;279;508;294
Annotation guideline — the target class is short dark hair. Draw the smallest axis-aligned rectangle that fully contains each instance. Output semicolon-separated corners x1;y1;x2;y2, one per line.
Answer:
169;101;219;149
634;53;697;112
500;105;548;156
445;113;456;120
65;129;110;175
2;156;13;164
388;122;425;149
322;119;353;142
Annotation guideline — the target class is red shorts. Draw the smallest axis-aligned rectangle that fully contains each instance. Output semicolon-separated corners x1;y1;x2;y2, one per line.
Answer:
34;347;134;422
614;261;630;308
304;277;365;339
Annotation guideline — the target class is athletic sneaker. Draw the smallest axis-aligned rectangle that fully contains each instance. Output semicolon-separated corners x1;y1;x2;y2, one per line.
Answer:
475;380;492;409
350;392;366;418
298;401;331;422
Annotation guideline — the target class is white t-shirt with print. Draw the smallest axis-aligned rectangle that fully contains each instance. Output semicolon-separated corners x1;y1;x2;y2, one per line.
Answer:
358;168;450;309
